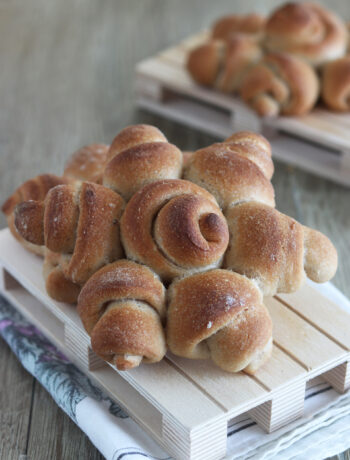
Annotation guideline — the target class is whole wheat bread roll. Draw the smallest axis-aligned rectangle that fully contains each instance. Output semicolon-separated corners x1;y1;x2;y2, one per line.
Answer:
64;144;109;184
184;131;275;210
224;202;338;296
120;179;229;282
14;181;125;303
187;35;262;92
321;57;350;111
78;260;166;370
103;124;183;200
2;174;71;256
167;269;273;374
240;52;319;116
212;13;266;41
264;3;347;67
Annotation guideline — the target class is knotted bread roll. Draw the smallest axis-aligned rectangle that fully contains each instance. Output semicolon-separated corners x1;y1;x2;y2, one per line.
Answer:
14;181;125;302
184;131;275;210
64;144;109;184
264;2;347;66
224;202;338;296
212;13;266;41
321;57;350;111
187;35;262;92
240;52;319;116
120;179;229;282
167;269;273;374
2;174;71;256
103;124;183;200
78;260;166;370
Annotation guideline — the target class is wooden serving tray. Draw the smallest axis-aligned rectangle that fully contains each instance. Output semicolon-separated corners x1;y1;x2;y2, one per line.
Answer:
135;31;350;187
1;227;350;460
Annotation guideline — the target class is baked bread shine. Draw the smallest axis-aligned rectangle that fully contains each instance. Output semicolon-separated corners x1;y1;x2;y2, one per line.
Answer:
321;57;350;111
212;13;266;41
121;179;229;281
14;181;125;303
167;269;273;374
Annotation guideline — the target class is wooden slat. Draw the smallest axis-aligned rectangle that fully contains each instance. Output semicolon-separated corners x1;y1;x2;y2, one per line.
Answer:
277;284;350;350
265;297;348;371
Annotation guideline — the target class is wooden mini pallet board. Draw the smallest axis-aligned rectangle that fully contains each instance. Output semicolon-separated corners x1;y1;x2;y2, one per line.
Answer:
135;31;350;187
1;227;350;460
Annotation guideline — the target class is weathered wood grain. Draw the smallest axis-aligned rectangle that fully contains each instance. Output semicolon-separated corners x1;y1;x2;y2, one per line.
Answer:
0;0;350;459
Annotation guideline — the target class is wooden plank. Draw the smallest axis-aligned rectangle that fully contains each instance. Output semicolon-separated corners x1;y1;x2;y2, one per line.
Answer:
277;284;350;350
265;297;348;372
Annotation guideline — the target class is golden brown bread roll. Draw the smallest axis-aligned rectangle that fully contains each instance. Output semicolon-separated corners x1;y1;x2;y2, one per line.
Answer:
167;269;273;374
212;13;266;41
63;144;109;184
14;181;125;303
264;2;347;66
240;52;319;116
321;57;350;111
224;202;338;296
1;174;71;256
184;131;275;211
77;260;166;370
120;179;229;282
187;35;262;92
103;124;183;200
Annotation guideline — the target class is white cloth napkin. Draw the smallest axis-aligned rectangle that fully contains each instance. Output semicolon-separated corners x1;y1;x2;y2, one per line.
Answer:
1;280;349;460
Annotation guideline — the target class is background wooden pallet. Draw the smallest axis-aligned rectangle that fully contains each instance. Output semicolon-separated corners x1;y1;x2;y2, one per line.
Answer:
135;31;350;187
1;227;350;460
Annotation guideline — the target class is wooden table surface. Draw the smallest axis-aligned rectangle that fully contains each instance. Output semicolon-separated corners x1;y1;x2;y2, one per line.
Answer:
1;1;350;459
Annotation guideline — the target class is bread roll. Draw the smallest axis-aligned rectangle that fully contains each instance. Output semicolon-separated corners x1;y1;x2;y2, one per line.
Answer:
212;13;266;41
2;174;71;256
264;2;347;66
184;131;275;210
187;35;262;92
77;260;166;370
120;179;229;282
167;269;272;373
224;202;338;296
240;52;319;116
321;57;350;111
64;144;109;183
14;181;125;303
103;124;182;200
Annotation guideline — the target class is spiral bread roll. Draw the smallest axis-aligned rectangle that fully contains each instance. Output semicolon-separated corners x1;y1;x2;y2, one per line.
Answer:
224;202;338;296
2;174;72;256
184;131;275;211
14;181;125;303
63;144;109;184
77;260;166;370
321;57;350;111
167;269;273;374
103;124;183;200
187;35;262;92
264;3;347;67
120;179;229;282
212;13;266;41
240;52;319;117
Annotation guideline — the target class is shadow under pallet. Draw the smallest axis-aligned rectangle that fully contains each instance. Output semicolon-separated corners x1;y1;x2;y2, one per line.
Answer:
135;30;350;187
0;228;349;460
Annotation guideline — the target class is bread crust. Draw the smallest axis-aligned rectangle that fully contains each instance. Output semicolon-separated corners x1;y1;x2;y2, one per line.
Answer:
77;260;166;370
264;3;347;66
212;13;266;41
64;144;109;184
120;179;229;281
167;269;272;373
103;124;183;200
322;57;350;111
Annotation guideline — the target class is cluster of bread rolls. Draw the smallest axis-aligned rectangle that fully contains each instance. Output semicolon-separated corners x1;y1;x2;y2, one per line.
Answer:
2;124;337;374
187;2;350;114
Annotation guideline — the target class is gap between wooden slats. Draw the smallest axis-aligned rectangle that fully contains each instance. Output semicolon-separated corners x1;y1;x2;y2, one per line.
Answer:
265;296;348;371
